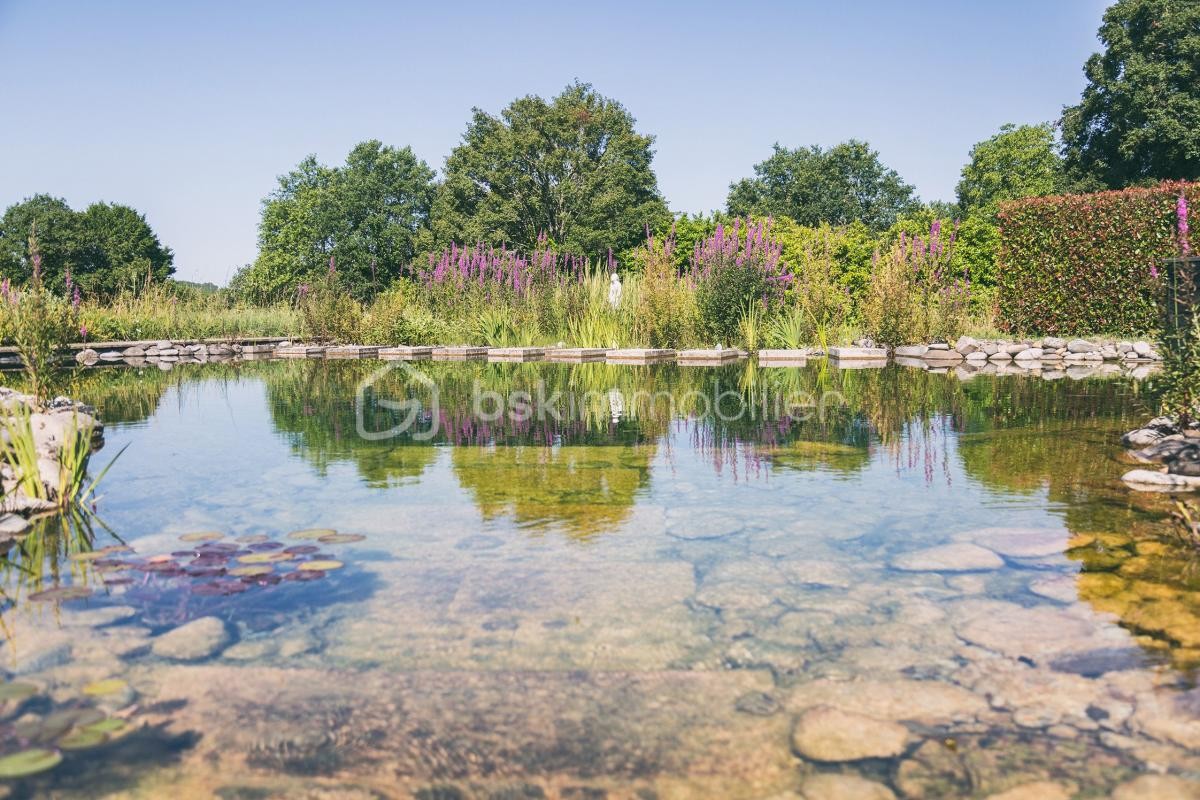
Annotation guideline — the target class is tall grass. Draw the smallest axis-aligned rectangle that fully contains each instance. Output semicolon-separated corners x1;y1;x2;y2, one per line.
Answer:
0;405;125;509
80;283;297;342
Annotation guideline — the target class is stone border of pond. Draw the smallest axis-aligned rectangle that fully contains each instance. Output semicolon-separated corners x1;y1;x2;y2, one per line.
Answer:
0;335;1160;383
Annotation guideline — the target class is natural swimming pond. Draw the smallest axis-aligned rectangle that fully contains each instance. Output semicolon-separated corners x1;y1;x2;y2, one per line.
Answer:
1;359;1198;798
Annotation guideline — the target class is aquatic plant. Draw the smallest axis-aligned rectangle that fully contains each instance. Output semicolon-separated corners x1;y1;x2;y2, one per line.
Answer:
0;405;125;511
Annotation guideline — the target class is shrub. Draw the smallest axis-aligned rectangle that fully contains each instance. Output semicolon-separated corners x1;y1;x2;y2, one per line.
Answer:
298;259;362;343
861;222;971;346
783;227;854;344
693;219;792;344
997;181;1199;334
632;230;696;348
359;285;445;345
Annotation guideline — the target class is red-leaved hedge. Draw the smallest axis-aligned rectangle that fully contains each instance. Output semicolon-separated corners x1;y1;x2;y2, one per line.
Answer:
997;181;1198;335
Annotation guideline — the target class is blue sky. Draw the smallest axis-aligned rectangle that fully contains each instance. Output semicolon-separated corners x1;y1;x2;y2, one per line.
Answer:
0;0;1110;284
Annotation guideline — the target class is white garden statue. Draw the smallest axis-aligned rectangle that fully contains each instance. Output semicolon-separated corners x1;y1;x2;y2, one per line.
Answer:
608;272;622;309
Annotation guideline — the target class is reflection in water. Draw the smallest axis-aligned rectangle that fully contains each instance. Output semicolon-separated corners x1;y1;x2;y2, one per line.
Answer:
2;359;1199;796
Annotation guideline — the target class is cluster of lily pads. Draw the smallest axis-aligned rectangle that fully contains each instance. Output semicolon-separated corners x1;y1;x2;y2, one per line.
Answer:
0;678;133;780
28;529;362;603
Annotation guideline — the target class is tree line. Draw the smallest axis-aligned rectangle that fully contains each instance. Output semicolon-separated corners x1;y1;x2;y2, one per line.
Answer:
1;0;1195;302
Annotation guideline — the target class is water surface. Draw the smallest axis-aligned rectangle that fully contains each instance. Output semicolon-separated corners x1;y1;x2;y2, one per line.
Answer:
2;360;1198;798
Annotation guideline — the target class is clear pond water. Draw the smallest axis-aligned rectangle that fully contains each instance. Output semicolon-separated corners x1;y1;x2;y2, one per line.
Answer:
1;359;1198;798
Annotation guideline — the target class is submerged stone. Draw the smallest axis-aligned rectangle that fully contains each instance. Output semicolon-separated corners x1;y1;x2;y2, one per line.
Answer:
151;616;232;661
891;543;1003;572
799;773;896;799
790;706;910;762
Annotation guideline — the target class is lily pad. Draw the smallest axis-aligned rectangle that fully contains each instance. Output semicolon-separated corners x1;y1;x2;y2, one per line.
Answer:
185;566;226;578
299;560;343;572
247;541;284;551
288;528;337;541
68;551;107;562
229;565;273;577
0;748;62;778
236;552;291;565
57;729;106;750
317;533;366;544
192;581;247;596
235;534;269;544
82;679;128;697
179;532;224;542
84;718;128;735
282;545;319;555
283;570;325;582
0;682;37;702
28;586;93;602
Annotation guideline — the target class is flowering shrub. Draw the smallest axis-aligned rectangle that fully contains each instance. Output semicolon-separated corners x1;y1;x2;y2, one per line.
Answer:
632;228;696;348
861;221;970;346
997;181;1199;334
693;219;793;344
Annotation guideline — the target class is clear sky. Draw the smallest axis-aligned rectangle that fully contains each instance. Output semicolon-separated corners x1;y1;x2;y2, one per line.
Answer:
0;0;1111;285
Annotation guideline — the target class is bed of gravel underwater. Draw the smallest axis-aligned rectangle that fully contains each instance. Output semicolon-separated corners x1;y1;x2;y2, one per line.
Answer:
0;358;1197;799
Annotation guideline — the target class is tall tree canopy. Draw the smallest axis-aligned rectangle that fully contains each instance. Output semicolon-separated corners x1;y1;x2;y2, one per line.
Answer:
1061;0;1200;187
0;194;173;295
240;140;435;301
432;81;670;256
727;140;918;232
956;123;1065;216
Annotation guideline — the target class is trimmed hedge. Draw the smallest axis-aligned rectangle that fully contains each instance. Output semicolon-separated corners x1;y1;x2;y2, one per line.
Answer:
997;181;1198;335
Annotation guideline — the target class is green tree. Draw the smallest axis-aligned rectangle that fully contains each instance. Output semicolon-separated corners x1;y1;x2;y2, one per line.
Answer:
77;202;174;294
0;195;86;289
242;140;435;302
432;81;670;256
957;123;1066;215
1061;0;1200;187
0;195;173;296
727;140;918;232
